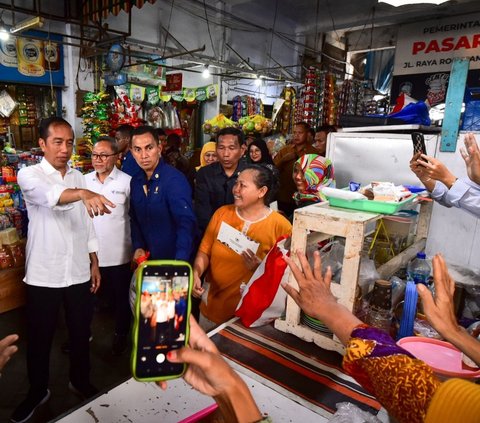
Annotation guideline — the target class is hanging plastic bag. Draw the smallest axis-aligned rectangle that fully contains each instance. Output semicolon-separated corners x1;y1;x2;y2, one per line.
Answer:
317;240;345;283
329;402;382;423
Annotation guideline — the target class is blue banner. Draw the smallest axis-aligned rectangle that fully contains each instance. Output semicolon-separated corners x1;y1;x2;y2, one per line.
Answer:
0;29;64;86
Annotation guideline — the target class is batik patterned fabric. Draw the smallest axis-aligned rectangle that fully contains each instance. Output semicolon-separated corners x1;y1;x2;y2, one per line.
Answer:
292;154;335;204
343;324;441;423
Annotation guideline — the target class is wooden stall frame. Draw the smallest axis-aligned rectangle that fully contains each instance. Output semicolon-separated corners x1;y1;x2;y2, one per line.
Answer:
275;200;432;353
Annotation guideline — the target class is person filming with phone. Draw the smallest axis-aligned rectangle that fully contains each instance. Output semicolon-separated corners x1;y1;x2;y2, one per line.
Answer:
410;132;480;218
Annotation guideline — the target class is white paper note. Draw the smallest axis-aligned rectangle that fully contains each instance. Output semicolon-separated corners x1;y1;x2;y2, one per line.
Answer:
217;221;260;255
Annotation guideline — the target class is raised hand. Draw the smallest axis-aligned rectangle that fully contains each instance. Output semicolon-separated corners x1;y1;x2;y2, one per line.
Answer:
460;133;480;185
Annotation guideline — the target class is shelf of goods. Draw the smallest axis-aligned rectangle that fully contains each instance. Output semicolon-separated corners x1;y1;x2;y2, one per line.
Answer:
275;200;432;353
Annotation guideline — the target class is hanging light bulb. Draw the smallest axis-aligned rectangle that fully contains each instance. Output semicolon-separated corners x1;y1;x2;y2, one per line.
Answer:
202;65;210;78
254;76;262;86
379;0;449;6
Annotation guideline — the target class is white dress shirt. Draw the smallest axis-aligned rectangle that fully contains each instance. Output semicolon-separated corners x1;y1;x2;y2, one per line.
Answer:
431;178;480;219
85;166;132;266
18;158;98;287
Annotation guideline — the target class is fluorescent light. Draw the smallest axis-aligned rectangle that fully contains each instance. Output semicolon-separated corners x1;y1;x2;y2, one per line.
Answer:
0;27;9;41
380;0;449;5
202;65;210;78
10;16;44;34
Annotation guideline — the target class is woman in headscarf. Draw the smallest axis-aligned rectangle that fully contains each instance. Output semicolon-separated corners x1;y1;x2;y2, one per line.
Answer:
196;141;217;171
248;138;274;166
292;153;335;207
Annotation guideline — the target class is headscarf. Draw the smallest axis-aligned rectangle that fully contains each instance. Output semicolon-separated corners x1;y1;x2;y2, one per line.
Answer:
292;153;335;204
248;138;274;165
196;141;217;171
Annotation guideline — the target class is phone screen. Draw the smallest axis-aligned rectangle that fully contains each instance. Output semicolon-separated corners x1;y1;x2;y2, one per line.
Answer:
133;262;191;380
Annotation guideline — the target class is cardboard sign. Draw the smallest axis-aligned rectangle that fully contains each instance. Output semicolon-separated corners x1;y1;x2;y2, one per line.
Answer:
163;73;183;93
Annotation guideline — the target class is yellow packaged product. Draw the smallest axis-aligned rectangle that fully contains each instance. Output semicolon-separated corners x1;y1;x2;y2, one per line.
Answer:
0;228;19;245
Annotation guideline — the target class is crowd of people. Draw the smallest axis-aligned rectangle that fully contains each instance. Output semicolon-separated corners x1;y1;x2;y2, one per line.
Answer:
1;115;479;423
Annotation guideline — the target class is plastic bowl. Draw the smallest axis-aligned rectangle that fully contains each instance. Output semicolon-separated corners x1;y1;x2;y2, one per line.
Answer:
397;336;480;379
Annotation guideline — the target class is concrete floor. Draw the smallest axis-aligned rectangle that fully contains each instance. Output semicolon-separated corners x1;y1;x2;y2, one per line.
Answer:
0;306;131;423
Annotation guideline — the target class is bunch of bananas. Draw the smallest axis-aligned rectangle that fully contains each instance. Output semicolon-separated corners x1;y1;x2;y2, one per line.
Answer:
202;114;237;134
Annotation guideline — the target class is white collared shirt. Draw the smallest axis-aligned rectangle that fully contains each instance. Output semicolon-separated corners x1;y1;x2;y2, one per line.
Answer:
18;158;99;287
85;166;132;266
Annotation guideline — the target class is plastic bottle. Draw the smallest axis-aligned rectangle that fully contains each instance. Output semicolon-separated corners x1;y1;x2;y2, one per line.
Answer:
407;252;431;285
366;279;392;333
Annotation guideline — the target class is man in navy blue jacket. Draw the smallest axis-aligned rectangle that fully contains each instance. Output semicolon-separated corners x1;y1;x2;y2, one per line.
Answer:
129;126;197;262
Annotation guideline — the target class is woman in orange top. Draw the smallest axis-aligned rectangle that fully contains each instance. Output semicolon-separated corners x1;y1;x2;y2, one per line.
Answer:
192;164;292;330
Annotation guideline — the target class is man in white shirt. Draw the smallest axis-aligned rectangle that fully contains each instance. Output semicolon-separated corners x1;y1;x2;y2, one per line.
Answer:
85;136;132;355
154;294;170;344
12;117;115;423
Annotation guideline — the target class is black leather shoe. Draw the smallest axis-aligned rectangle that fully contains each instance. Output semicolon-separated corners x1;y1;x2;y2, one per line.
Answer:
11;389;50;423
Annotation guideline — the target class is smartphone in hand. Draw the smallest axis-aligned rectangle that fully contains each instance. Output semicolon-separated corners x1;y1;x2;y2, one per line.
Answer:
131;260;192;382
411;132;427;155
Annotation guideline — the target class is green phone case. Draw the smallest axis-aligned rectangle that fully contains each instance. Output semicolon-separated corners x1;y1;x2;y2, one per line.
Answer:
131;260;193;382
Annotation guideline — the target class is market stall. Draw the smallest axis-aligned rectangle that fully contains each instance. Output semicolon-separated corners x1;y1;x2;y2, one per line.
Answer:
54;319;386;423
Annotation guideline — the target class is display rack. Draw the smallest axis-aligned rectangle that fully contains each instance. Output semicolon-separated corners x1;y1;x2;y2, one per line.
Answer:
275;200;432;353
0;266;26;313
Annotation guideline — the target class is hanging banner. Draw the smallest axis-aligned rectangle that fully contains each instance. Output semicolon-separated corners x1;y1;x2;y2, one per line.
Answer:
17;37;45;77
0;30;64;86
113;83;219;104
0;36;18;67
392;13;480;105
206;84;218;99
195;87;207;101
126;58;166;86
163;73;183;93
394;13;480;76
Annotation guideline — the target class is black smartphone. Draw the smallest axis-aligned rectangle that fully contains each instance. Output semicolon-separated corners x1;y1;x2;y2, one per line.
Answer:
411;132;427;155
131;260;192;382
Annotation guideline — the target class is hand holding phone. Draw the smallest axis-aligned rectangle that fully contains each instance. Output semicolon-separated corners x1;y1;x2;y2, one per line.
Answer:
131;260;192;382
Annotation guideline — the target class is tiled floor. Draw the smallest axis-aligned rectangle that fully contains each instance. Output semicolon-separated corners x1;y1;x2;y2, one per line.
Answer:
0;306;131;423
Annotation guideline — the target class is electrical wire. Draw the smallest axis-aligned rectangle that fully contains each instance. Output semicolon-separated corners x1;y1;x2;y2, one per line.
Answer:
162;0;175;58
203;0;216;57
267;0;279;69
350;6;374;52
326;0;342;44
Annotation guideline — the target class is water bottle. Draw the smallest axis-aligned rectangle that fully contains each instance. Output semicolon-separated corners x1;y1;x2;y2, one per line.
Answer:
407;252;431;285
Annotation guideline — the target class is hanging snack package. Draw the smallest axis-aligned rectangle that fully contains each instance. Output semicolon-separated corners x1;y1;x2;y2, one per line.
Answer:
146;87;159;106
0;90;18;118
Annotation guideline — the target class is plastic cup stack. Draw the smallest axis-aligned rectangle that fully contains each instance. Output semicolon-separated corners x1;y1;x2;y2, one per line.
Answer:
397;281;418;340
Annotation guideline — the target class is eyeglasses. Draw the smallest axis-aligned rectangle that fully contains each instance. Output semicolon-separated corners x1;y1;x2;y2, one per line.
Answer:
91;153;117;161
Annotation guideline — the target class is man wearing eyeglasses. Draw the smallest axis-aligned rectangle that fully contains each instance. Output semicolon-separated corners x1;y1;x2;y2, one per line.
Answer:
85;136;133;356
